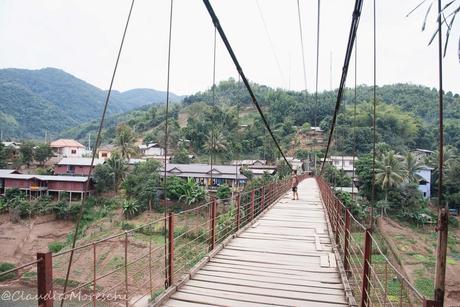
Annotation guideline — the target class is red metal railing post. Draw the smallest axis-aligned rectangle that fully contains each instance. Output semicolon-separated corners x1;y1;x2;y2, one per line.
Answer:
344;209;351;273
250;190;255;221
236;193;241;230
92;243;96;307
335;199;340;244
37;252;53;307
360;228;372;307
210;199;216;250
124;232;128;307
261;186;265;212
167;212;175;287
423;299;442;307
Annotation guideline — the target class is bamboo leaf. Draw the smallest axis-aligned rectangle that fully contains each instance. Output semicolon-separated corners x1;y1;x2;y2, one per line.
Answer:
422;2;434;31
406;0;428;17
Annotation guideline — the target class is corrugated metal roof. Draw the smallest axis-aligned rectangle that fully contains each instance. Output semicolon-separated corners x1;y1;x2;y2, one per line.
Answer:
163;163;247;180
0;169;18;176
50;139;85;148
0;173;88;182
57;157;104;166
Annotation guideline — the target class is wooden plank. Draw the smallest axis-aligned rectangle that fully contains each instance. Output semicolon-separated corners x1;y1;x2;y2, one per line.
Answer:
185;279;348;304
170;292;271;307
163;299;215;307
194;271;343;289
179;286;348;306
189;275;346;296
320;254;330;267
329;253;337;268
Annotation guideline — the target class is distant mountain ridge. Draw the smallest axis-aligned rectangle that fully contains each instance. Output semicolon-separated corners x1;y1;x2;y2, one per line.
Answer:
0;68;181;139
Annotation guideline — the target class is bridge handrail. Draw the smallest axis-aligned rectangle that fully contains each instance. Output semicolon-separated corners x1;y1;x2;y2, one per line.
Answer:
316;176;433;307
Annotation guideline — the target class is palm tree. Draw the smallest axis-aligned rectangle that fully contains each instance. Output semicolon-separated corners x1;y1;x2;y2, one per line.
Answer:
204;130;227;162
375;150;404;206
106;152;128;194
403;152;424;183
116;124;138;159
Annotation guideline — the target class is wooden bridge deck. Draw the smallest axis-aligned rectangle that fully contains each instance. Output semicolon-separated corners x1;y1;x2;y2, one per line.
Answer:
161;178;349;306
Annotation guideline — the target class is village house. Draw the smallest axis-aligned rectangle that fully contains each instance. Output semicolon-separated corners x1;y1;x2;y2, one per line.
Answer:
328;156;357;177
231;160;267;167
0;169;93;201
97;144;116;160
412;148;434;163
285;157;303;171
162;163;247;189
139;143;165;157
54;157;104;176
50;139;85;158
417;166;433;199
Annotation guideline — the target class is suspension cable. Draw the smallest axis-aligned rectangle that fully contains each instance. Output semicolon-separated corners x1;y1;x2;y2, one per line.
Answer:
59;1;136;305
255;0;287;88
320;0;364;175
202;0;292;171
210;26;217;188
163;0;174;289
296;0;308;94
314;0;321;128
370;0;377;229
352;38;358;199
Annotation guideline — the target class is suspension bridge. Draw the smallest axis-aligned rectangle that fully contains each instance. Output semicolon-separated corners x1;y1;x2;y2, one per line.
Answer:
0;0;450;306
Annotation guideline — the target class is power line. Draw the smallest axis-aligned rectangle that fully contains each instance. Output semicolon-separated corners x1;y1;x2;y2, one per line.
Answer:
59;1;136;305
202;0;292;171
320;0;364;175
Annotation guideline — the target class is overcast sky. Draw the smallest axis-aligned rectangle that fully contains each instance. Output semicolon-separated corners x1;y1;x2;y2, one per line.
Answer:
0;0;458;96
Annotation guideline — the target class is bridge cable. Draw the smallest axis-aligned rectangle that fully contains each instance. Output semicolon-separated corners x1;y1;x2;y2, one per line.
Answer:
320;0;364;175
163;0;174;289
351;38;358;199
209;26;217;189
255;0;288;88
314;0;321;128
296;0;308;94
59;1;136;305
202;0;293;171
370;0;377;229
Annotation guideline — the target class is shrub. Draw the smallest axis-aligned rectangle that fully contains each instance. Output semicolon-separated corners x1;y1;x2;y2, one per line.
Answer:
48;241;65;253
0;262;17;281
122;200;141;219
121;221;135;230
217;184;231;200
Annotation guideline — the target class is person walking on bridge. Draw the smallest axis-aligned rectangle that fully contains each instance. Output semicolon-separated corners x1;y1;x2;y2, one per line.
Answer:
291;170;299;200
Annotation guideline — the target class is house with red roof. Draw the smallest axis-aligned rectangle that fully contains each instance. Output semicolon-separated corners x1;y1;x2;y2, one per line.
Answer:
50;139;85;158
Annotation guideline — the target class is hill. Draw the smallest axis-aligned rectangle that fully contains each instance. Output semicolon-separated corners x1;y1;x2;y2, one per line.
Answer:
0;68;181;138
64;80;460;158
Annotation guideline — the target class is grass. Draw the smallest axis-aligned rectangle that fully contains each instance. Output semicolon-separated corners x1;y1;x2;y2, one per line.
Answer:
415;278;434;298
0;263;17;281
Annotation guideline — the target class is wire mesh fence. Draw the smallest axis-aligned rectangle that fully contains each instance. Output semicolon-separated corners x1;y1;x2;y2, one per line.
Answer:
317;176;428;307
0;175;302;306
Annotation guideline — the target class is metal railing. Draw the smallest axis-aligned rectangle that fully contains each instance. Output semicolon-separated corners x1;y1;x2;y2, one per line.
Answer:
316;176;441;307
0;174;307;306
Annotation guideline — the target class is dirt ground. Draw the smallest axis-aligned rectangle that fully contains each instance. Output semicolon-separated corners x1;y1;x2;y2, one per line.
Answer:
378;217;460;307
0;214;74;265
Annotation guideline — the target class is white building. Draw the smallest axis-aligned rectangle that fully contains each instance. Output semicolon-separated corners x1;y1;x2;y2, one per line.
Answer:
417;166;433;199
231;160;267;167
139;143;165;157
50;139;85;158
329;156;357;177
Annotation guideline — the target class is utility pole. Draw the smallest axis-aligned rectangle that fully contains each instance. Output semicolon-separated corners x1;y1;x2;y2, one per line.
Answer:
434;0;447;305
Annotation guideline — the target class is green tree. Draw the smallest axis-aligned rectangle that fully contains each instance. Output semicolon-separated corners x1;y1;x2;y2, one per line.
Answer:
204;130;227;162
403;152;423;183
34;143;53;165
171;147;191;164
217;184;231;199
375;151;404;208
19;142;34;167
0;143;7;168
106;153;128;194
116;124;137;159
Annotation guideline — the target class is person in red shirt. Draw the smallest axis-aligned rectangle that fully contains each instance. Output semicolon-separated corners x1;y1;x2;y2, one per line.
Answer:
291;170;299;200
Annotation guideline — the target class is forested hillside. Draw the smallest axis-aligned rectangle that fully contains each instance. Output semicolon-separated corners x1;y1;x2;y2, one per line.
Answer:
64;79;460;161
0;68;181;138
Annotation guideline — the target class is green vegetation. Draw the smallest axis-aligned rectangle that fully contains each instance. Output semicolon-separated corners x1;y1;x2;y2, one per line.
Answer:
0;263;16;281
48;241;65;253
0;68;181;138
